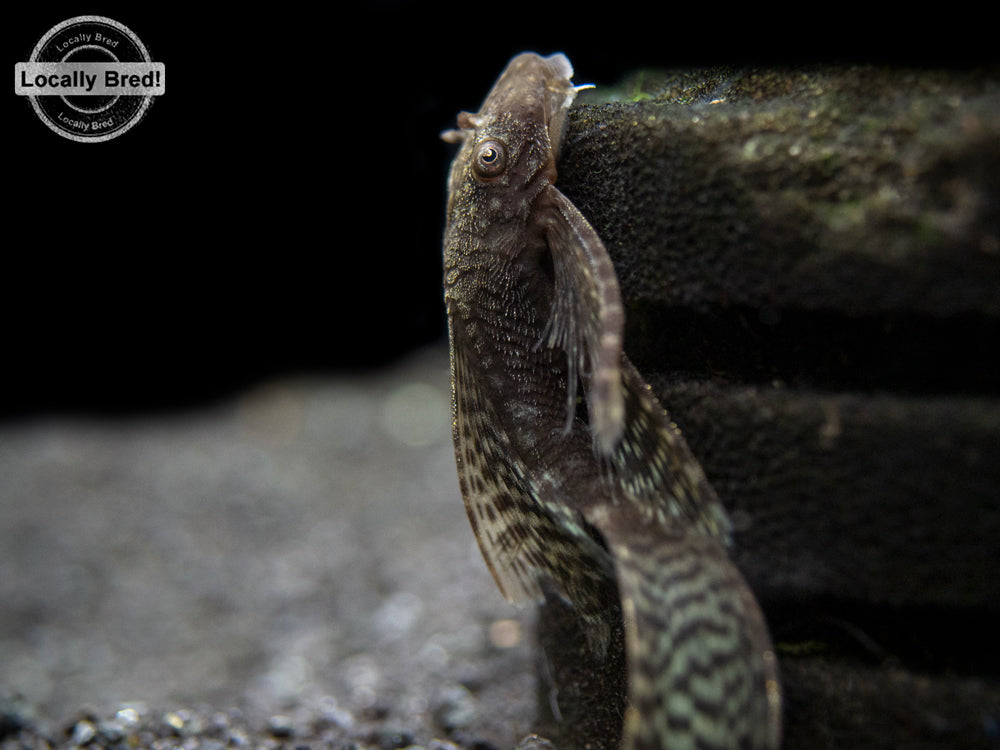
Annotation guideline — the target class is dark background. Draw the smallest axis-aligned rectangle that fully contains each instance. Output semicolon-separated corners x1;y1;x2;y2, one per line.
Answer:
6;4;987;418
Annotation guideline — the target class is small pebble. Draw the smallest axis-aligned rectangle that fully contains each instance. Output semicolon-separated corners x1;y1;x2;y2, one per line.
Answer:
315;696;354;731
372;727;415;750
70;720;96;746
432;686;476;732
515;735;556;750
227;726;251;747
95;718;125;743
266;715;294;738
162;711;185;735
115;706;142;728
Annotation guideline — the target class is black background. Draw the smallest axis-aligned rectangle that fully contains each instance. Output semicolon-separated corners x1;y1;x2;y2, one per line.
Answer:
6;4;984;417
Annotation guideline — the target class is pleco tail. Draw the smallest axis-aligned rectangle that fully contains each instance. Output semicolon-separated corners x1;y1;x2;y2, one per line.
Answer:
595;509;782;750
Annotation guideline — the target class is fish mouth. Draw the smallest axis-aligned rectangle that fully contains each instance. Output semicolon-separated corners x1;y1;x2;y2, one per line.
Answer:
542;52;574;84
536;53;580;158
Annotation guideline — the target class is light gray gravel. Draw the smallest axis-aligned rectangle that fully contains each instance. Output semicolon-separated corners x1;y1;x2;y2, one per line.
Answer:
0;345;540;748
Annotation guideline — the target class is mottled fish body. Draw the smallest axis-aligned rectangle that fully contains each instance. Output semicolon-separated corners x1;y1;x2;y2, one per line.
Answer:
443;52;781;749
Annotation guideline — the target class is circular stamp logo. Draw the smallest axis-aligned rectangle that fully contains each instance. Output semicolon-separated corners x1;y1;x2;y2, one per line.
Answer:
15;15;165;142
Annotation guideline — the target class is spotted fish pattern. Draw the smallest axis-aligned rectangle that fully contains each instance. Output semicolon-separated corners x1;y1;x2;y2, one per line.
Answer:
442;52;781;749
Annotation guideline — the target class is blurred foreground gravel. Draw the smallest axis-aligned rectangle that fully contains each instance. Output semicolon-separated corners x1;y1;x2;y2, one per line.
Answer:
0;345;541;749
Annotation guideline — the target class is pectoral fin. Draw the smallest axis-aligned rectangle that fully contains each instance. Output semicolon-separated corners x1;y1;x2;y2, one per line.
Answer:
539;184;625;454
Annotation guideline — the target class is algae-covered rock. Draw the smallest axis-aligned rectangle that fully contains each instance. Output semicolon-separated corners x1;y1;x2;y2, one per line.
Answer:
565;65;999;319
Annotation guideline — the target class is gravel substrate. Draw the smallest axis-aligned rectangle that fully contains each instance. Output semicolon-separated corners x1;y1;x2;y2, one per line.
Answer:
1;346;544;749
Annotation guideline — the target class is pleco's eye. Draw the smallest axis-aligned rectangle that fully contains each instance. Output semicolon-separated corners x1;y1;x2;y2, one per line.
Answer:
473;139;508;178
